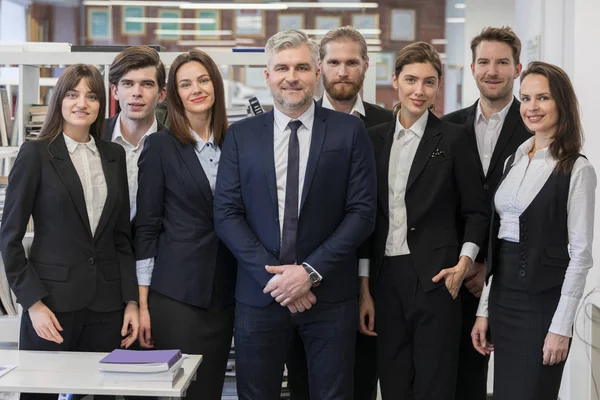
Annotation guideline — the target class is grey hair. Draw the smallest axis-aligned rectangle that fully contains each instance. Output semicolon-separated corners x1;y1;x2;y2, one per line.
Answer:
265;30;319;67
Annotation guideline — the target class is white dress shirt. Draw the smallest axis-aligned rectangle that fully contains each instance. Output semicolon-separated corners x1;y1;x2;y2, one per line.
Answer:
111;114;158;221
474;99;513;175
476;137;597;337
321;93;366;118
385;111;429;256
63;133;107;236
270;102;321;279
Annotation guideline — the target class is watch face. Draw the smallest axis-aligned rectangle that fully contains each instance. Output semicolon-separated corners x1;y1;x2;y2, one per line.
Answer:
308;272;320;283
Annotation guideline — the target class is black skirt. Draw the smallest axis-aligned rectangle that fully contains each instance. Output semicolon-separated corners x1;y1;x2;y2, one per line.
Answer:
489;240;568;400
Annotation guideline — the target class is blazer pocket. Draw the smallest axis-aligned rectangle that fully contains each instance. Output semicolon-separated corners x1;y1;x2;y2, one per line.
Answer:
101;263;121;281
34;262;70;282
427;156;451;167
540;246;570;268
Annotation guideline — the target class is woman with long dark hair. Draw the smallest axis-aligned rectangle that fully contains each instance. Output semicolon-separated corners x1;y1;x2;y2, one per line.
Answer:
0;64;138;400
472;61;596;399
134;50;236;400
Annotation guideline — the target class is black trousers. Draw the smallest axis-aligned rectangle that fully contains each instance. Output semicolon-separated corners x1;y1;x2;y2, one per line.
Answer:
455;287;489;400
149;290;234;400
287;328;377;400
376;255;461;400
19;307;124;400
489;242;567;400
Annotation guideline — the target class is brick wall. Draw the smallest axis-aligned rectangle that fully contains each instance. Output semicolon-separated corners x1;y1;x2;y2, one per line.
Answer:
31;0;446;113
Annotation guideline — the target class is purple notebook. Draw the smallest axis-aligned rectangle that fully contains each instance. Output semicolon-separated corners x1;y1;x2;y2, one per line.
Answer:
100;349;182;367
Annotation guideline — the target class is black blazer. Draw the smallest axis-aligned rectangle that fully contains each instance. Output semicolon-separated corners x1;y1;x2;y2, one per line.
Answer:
102;114;166;142
442;98;531;261
316;97;393;129
367;113;489;292
0;135;137;313
134;130;236;309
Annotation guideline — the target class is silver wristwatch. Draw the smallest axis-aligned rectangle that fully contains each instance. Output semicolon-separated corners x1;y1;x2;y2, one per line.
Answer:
302;262;322;285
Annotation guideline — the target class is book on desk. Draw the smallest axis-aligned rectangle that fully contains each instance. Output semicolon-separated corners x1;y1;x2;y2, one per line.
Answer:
98;349;184;388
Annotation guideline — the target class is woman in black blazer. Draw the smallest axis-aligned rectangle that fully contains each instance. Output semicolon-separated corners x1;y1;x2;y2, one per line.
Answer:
0;64;138;400
134;50;236;400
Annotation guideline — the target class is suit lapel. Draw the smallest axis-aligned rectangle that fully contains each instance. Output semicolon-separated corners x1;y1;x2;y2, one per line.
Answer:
262;111;279;211
378;121;395;220
49;135;93;237
300;105;326;211
487;98;521;178
94;140;118;240
465;101;485;180
174;138;214;206
406;113;442;191
103;115;118;142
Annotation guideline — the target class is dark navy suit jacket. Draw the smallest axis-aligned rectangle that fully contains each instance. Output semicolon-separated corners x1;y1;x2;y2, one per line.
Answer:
134;130;236;309
214;104;377;307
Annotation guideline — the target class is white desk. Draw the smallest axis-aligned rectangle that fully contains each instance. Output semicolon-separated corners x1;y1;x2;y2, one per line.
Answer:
0;350;202;397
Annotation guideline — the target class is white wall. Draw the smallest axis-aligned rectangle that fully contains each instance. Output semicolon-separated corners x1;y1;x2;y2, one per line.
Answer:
444;0;466;113
563;1;600;397
0;0;28;81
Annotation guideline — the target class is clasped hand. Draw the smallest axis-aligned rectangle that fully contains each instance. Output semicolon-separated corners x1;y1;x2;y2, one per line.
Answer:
263;264;316;313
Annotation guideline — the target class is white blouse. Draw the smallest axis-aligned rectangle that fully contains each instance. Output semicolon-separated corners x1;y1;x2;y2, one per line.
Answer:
476;137;597;337
63;133;107;236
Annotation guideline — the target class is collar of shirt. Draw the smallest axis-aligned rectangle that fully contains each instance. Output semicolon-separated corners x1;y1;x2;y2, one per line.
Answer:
111;112;158;149
274;101;316;134
394;109;429;140
512;136;553;165
476;97;514;124
190;129;215;152
321;92;366;118
63;132;98;155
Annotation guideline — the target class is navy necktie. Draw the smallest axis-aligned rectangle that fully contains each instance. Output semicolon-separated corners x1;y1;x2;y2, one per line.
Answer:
280;120;303;265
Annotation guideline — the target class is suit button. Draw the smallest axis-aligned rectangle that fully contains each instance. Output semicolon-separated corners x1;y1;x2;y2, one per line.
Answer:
88;257;96;266
520;261;527;268
519;270;527;278
483;184;489;190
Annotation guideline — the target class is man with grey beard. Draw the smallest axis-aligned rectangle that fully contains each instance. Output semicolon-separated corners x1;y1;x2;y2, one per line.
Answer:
287;27;392;400
214;29;377;399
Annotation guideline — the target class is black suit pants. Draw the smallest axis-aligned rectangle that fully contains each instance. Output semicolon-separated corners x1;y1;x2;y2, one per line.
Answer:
287;320;378;400
19;307;124;400
376;255;461;400
455;287;489;400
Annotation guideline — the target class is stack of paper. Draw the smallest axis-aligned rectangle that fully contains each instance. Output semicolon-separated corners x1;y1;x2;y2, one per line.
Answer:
99;349;184;389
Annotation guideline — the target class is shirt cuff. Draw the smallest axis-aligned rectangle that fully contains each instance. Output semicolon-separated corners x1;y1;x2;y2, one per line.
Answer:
460;242;480;263
358;258;370;277
549;295;580;338
476;276;492;318
302;262;323;281
136;258;155;286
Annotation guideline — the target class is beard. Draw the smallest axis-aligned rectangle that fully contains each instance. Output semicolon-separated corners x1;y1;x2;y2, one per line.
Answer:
273;88;312;110
323;72;364;101
477;80;513;102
